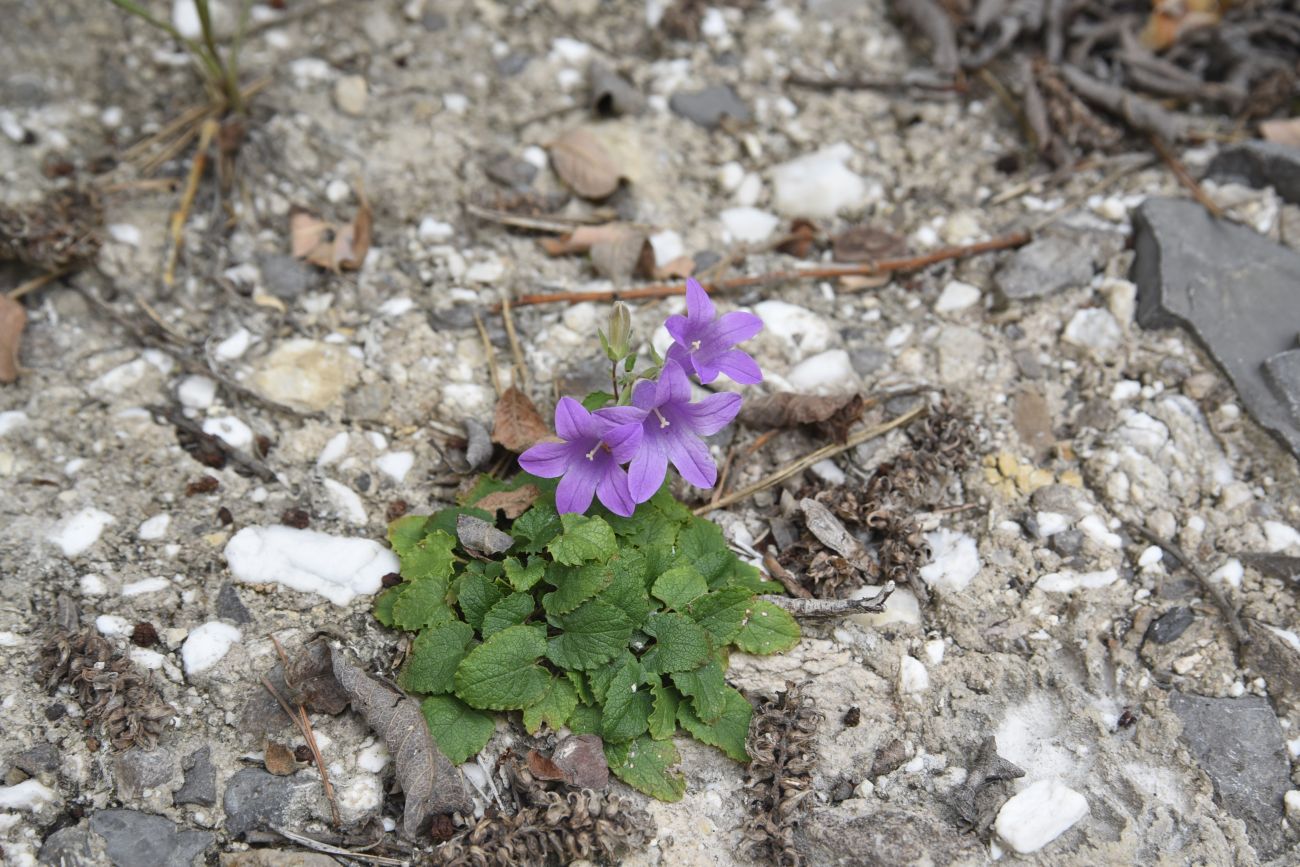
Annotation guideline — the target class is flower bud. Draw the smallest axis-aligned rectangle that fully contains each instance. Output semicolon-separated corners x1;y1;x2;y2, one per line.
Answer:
604;302;632;361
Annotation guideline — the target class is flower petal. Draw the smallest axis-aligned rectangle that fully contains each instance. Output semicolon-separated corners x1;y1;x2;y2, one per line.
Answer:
555;464;598;514
685;278;715;322
667;432;717;489
664;343;697;377
630;377;660;411
658;359;692;404
553;396;592;442
664;314;692;346
517;440;573;478
627;437;668;504
602;421;644;464
681;392;742;436
709;349;763;385
708;310;763;347
596;465;636;517
594;405;645;426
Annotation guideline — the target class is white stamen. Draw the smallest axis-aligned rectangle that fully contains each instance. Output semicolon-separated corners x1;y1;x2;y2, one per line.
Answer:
652;408;670;428
690;339;701;351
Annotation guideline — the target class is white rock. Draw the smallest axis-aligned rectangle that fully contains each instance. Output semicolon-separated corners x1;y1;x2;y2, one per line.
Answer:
333;75;368;116
934;280;981;313
734;173;763;207
700;6;728;38
323;479;368;524
0;779;58;812
177;375;217;409
95;615;132;637
919;530;980;592
317;432;349;467
995;779;1089;854
138;514;171;541
107;223;142;247
224;525;397;605
849;586;920;627
1264;521;1300;553
770;144;871;219
378;297;414;317
1062;309;1122;356
718;161;745;192
1035;512;1071;538
214;328;253;361
1137;545;1163;567
122;577;171;597
1110;379;1141;402
377;451;415;483
648;230;684;267
719;207;780;243
357;742;391;773
325;178;351;203
80;574;107;596
202;416;253;450
129;648;166;671
338;775;383;822
0;411;30;436
443;93;469;114
181;621;241;675
1285;790;1300;823
1037;568;1119;593
809;459;846;485
1078;514;1122;549
49;508;115;557
752;301;834;358
925;638;946;665
786;349;855;393
522;146;548;170
418;217;454;243
550;37;591;63
91;359;150;395
466;258;505;283
898;655;929;693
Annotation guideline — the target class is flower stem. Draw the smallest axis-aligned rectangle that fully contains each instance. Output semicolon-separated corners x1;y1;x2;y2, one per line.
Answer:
610;360;620;402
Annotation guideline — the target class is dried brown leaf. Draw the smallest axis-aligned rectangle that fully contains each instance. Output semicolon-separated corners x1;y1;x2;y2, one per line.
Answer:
654;254;696;280
331;651;470;837
591;230;652;281
473;484;540;519
0;293;28;384
775;219;819;258
492;386;552;453
539;223;629;257
1260;118;1300;149
831;226;906;263
289;191;372;272
549;734;609;789
526;749;567;782
264;740;298;776
740;392;858;429
548;128;623;200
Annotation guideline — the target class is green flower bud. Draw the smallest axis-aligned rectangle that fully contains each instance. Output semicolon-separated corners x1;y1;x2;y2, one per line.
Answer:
604;302;632;361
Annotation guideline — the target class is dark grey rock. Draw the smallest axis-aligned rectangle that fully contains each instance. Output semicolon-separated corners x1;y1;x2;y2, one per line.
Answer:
1048;529;1084;557
1144;607;1194;645
1029;484;1086;519
345;381;393;421
222;768;314;839
994;233;1097;301
1132;197;1300;459
427;305;479;331
849;347;890;378
113;748;176;800
485;152;537;188
257;254;319;300
214;582;251;625
1262;348;1300;426
1243;621;1300;707
38;825;98;866
669;85;750;129
556;354;612;399
88;810;213;867
11;743;59;776
1169;692;1290;857
1207;141;1300;205
173;746;216;807
495;52;529;77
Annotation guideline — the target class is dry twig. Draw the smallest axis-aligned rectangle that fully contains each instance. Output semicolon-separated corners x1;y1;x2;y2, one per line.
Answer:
761;583;895;619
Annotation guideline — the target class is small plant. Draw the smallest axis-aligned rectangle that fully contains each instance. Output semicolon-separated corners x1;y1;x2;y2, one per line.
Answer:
375;281;800;801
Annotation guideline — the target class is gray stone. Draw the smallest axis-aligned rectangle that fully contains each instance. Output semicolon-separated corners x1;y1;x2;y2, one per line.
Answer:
114;748;176;800
1132;197;1300;459
88;810;213;867
464;419;492;469
173;746;216;807
1144;607;1194;645
11;743;59;776
797;804;984;864
995;234;1096;301
1262;348;1300;426
484;152;537;188
589;63;643;118
669;85;750;129
257;254;319;300
1029;484;1086;519
214;582;251;625
1048;529;1083;557
345;381;393;421
1207;141;1300;205
1168;692;1290;857
38;825;98;866
222;768;314;839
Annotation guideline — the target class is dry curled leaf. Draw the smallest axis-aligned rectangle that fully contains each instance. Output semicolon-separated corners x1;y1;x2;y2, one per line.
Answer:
290;190;372;272
473;484;540;519
831;225;906;263
548;128;623;200
0;293;28;384
548;734;609;789
740;392;864;436
331;651;470;837
264;740;298;776
456;513;514;556
492;387;551;453
590;230;654;281
775;219;819;258
654;254;696;280
539;223;630;257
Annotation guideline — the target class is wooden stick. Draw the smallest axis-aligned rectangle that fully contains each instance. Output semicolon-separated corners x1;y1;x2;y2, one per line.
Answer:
1150;135;1224;219
763;551;812;599
760;582;895;619
164;118;218;287
696;404;926;515
473;312;503;396
500;297;527;390
268;827;409;866
502;232;1031;308
7;267;71;301
260;676;342;827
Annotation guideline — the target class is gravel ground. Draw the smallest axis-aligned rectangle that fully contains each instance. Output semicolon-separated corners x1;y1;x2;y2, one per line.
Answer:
2;1;1300;865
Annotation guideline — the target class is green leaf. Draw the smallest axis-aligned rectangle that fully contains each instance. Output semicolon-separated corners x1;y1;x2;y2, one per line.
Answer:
597;551;652;629
400;620;475;695
670;657;728;723
392;574;454;631
581;391;615;411
650;486;694;524
568;703;603;735
456;571;505;631
372;584;402;628
588;649;635;703
546;599;633;670
396;529;457;582
687;587;753;645
566;670;595;705
651;565;708;611
641;612;710;675
605;736;685;802
542;560;616;616
678;518;729;561
547;513;617;566
677;685;752;761
454;625;550;710
503;556;545;592
420;695;495;765
522;677;579;735
648;681;679;741
718;559;783;594
696;551;735;588
601;660;653;743
481;592;535;638
388;515;430;555
511;500;563;554
734;599;801;654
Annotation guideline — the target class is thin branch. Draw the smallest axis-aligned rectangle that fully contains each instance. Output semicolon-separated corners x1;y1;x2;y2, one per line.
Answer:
260;676;342;827
761;582;895;619
7;267;72;301
269;826;409;866
500;297;527;390
1149;135;1224;219
763;551;812;599
473;312;503;396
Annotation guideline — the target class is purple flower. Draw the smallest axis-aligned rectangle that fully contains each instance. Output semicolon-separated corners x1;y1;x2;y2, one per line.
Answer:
518;397;642;517
621;360;742;503
664;278;764;385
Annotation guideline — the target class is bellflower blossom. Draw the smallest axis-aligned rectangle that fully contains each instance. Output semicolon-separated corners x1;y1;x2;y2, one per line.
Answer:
664;278;764;385
518;397;642;516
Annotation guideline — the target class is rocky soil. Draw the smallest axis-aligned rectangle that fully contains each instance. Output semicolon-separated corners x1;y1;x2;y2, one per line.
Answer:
2;1;1300;865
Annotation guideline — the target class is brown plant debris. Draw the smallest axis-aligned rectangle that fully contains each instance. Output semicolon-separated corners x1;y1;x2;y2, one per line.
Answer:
741;682;820;867
472;484;541;520
432;754;650;866
0;293;27;384
527;734;609;790
290;190;372;272
740;392;867;443
39;613;174;751
546;128;623;200
0;187;104;271
331;651;471;837
940;737;1025;831
491;386;552;454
